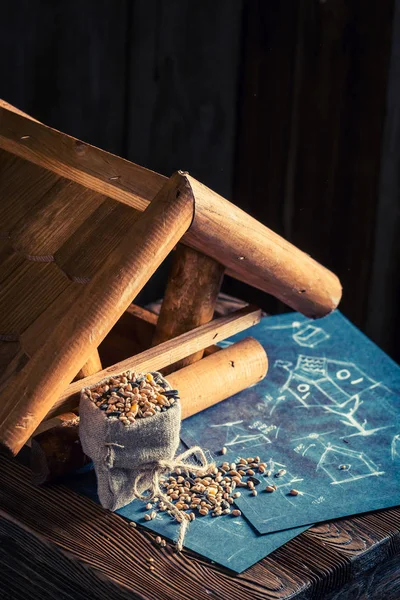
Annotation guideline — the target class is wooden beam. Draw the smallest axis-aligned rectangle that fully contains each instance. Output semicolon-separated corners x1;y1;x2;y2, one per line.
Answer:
31;338;267;482
0;173;194;455
0;104;342;318
47;305;262;419
153;244;224;373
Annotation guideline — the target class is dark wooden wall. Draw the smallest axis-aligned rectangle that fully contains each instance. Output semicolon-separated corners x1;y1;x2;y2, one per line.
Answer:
231;0;398;362
0;0;398;360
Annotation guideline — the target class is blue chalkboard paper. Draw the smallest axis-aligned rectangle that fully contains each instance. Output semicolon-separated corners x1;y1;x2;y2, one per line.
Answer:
69;467;307;573
180;311;400;535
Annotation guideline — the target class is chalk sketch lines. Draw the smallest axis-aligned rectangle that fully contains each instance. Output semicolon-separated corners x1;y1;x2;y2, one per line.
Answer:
292;430;337;442
391;434;400;461
273;355;395;439
209;419;272;448
321;396;391;438
316;444;384;485
263;320;330;348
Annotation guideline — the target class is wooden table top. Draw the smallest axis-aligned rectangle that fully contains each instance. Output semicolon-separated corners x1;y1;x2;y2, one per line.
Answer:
0;455;399;600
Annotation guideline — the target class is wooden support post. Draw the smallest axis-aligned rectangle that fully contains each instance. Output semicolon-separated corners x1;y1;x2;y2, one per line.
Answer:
153;244;224;373
75;350;103;380
30;337;268;482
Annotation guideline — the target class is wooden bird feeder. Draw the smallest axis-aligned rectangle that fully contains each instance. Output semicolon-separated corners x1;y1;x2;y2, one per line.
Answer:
0;99;342;469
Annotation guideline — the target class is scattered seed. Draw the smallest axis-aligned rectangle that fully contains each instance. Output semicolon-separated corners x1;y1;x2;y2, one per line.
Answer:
289;489;300;496
160;539;167;547
146;503;153;510
265;485;277;493
232;509;242;517
155;536;162;544
221;447;227;455
339;464;350;470
252;490;258;496
129;521;137;528
275;469;287;478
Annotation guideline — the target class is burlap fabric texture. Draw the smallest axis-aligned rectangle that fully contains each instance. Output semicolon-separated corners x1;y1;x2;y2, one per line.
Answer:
79;371;181;511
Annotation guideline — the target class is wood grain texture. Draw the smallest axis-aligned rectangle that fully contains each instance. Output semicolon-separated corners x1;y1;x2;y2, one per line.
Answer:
0;173;194;454
233;1;393;331
169;337;267;419
50;305;262;418
75;350;103;381
1;455;400;599
0;103;342;317
0;511;136;600
185;173;342;318
153;244;224;372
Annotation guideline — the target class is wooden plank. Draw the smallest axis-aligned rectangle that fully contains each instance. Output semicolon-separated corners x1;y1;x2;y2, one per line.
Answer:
366;0;400;362
153;244;224;373
124;0;243;199
0;173;194;454
2;454;400;599
50;305;262;418
54;200;141;282
0;511;136;600
0;105;342;317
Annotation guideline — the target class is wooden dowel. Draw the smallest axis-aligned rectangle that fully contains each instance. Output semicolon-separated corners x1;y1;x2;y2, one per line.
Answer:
30;338;267;482
48;305;262;419
0;173;194;455
169;337;268;419
0;105;341;318
153;244;224;373
75;350;103;380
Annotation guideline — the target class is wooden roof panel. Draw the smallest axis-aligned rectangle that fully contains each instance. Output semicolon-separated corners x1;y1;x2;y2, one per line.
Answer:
0;260;70;336
0;150;60;234
9;179;104;257
54;199;141;282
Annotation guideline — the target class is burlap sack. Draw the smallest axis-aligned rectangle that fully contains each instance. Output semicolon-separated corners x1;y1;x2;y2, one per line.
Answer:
79;372;181;511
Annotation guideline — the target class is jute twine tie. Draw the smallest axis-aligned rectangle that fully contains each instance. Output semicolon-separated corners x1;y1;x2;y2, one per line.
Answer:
131;446;216;551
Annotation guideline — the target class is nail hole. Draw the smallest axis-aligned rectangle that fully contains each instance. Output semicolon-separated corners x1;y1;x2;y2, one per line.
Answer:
213;333;218;339
176;190;181;198
230;361;235;368
299;289;306;294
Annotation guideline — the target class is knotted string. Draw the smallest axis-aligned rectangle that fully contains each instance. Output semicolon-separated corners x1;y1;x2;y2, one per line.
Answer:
132;446;215;551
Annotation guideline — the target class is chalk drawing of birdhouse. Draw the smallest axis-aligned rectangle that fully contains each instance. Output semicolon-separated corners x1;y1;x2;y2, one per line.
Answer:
316;444;384;484
278;355;378;408
292;323;330;348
